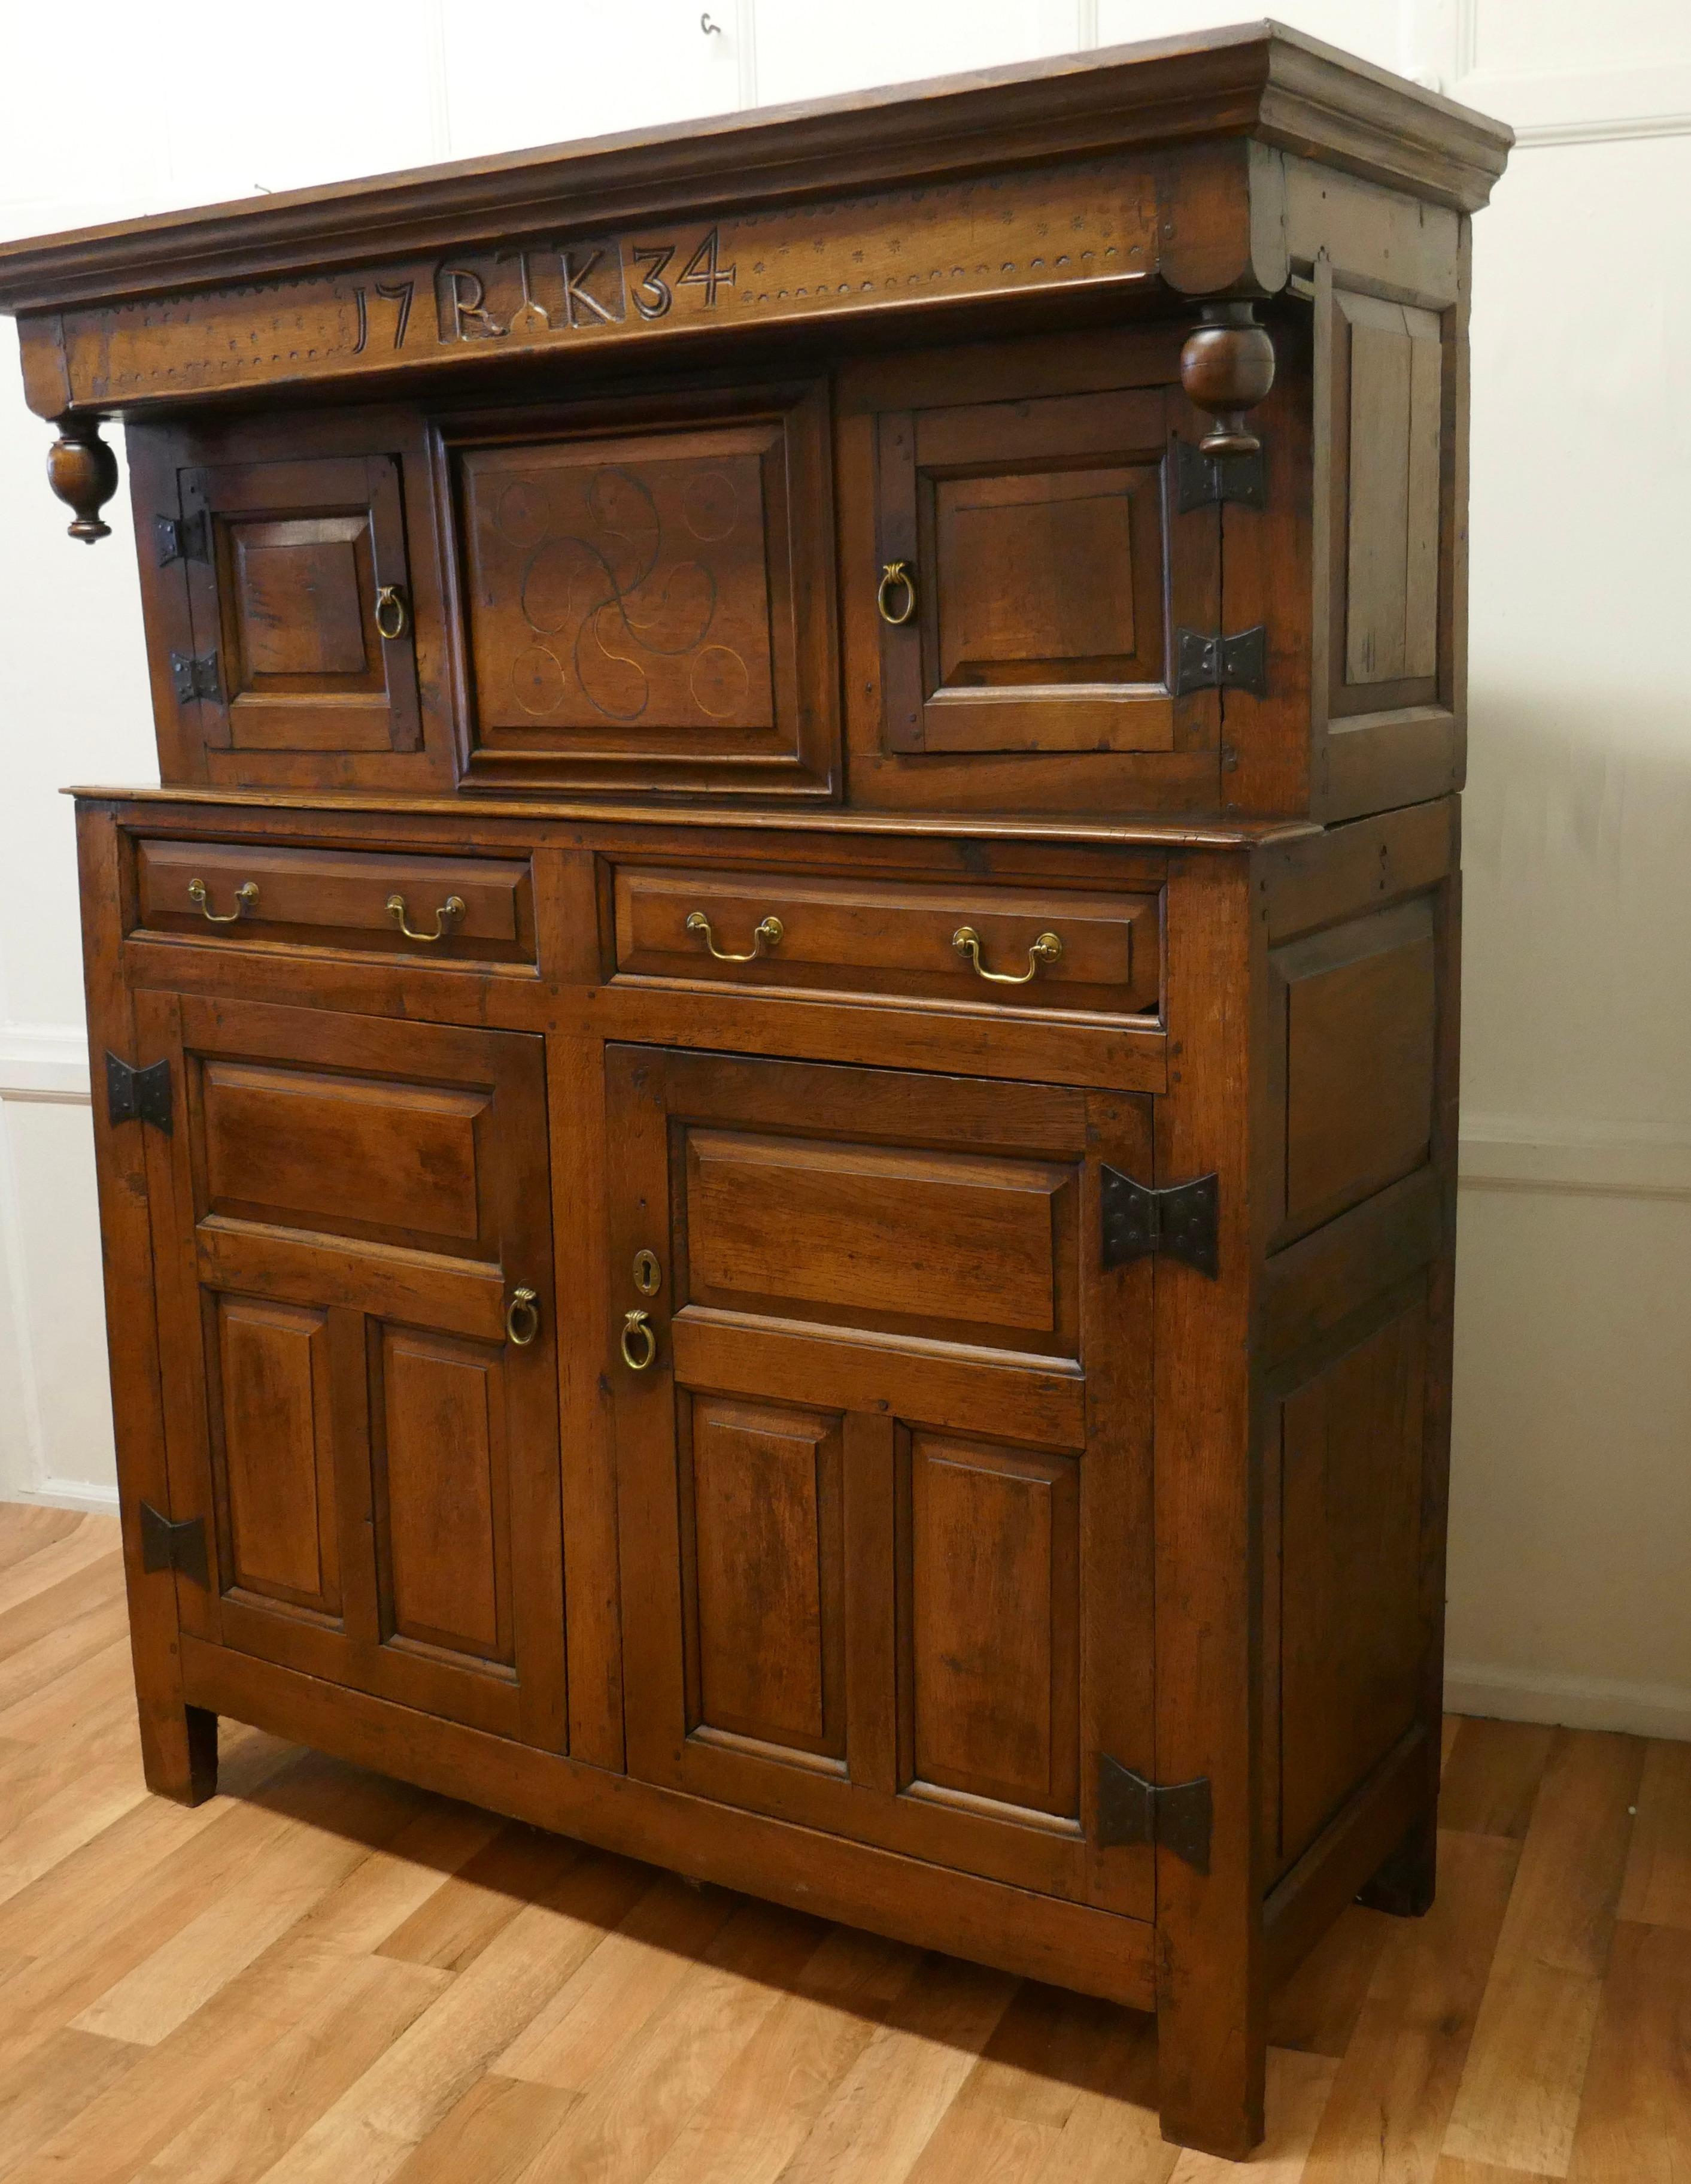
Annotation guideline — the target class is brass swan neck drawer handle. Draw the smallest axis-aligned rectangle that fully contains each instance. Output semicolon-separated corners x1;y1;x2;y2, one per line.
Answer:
876;559;916;626
685;909;784;963
374;585;410;641
952;925;1064;985
505;1287;541;1347
387;892;465;943
188;878;258;924
621;1309;657;1372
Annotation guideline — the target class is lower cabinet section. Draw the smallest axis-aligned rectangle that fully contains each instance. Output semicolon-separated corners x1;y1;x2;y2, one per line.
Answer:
133;990;567;1748
605;1045;1156;1916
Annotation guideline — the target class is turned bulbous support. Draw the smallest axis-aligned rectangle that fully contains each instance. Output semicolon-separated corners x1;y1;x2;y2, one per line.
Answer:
46;414;119;544
1179;302;1276;459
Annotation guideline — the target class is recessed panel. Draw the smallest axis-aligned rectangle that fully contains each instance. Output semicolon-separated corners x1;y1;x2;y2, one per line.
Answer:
684;1128;1075;1352
904;1431;1079;1818
213;1294;339;1616
201;1060;488;1257
684;1395;845;1758
375;1325;512;1666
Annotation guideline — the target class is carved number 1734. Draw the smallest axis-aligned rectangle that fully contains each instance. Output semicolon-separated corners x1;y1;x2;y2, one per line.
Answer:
350;280;415;354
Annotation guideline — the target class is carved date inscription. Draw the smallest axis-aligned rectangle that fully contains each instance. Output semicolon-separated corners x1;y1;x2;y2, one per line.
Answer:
45;159;1158;412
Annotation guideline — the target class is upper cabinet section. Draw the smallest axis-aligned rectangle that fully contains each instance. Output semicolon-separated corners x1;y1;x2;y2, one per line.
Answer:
0;24;1509;823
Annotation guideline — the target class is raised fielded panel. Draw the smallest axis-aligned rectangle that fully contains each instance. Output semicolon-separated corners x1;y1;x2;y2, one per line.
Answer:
1267;894;1437;1249
1266;1288;1429;1871
210;1294;341;1619
449;382;838;797
1327;290;1447;720
606;1044;1155;1916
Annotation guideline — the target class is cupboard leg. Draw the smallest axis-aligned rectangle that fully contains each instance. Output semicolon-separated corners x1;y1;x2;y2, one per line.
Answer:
1155;1984;1267;2159
139;1698;218;1806
1358;1804;1437;1918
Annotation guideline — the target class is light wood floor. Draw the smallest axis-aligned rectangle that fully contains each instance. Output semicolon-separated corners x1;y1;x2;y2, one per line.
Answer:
0;1506;1684;2183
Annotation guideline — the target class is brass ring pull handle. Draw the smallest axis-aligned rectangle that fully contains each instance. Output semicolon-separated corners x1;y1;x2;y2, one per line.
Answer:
685;909;784;963
620;1309;657;1372
374;585;410;641
188;878;258;924
876;560;916;626
387;892;465;943
952;925;1064;985
505;1286;541;1347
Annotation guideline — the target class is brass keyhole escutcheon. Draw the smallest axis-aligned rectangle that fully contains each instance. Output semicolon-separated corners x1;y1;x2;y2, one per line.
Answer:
632;1249;661;1297
505;1287;541;1347
621;1309;657;1372
188;878;258;924
876;559;916;626
374;584;410;640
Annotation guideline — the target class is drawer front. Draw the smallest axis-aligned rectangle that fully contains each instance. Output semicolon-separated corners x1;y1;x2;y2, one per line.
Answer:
134;839;534;963
611;866;1159;1016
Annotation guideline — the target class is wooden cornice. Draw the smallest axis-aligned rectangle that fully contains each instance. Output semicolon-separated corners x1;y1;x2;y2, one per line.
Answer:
0;23;1510;317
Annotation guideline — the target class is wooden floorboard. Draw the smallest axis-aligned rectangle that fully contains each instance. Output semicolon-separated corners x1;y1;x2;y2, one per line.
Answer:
0;1502;1685;2179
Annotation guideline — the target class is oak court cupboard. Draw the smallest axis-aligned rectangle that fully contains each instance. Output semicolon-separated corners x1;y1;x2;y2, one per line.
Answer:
0;23;1510;2156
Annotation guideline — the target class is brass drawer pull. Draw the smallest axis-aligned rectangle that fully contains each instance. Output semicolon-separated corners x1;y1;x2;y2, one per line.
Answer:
374;585;410;641
685;909;784;963
876;559;916;626
188;878;258;924
505;1286;541;1347
387;891;465;943
952;925;1064;985
621;1309;657;1372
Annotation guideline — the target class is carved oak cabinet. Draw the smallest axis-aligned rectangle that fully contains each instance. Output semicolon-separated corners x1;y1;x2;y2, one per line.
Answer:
0;26;1508;2156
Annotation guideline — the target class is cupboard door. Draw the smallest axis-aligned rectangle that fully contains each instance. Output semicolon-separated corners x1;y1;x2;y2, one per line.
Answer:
608;1046;1155;1913
174;453;422;755
135;991;564;1748
866;381;1216;757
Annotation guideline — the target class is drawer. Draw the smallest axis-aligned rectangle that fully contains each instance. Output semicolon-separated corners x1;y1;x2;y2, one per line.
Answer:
611;866;1159;1015
133;840;535;963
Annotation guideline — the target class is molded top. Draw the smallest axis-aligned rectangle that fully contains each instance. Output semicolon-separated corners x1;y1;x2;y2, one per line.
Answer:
0;22;1509;319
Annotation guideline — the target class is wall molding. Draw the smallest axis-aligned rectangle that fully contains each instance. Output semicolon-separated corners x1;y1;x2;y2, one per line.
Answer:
1459;1112;1691;1201
1447;1657;1691;1744
10;1476;120;1517
0;1024;92;1104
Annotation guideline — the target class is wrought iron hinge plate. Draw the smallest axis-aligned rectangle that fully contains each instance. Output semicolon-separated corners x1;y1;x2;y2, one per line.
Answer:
1172;625;1268;697
1174;436;1267;512
1100;1167;1219;1278
170;650;220;704
154;510;210;566
1097;1755;1213;1873
139;1502;209;1587
105;1052;172;1133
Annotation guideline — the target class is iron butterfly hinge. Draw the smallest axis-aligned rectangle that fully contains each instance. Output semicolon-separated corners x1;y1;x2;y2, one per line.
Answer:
1097;1755;1213;1874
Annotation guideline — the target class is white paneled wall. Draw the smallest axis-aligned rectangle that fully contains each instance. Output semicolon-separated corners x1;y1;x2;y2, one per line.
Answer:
1;1;1687;1736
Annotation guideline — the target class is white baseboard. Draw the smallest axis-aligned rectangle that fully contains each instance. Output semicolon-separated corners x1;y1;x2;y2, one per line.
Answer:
0;1026;92;1104
1445;1658;1691;1745
11;1477;121;1518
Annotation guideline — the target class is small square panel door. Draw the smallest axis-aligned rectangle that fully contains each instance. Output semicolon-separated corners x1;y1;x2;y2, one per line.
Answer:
606;1046;1155;1916
174;454;422;754
451;383;837;797
866;380;1216;757
132;993;564;1749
